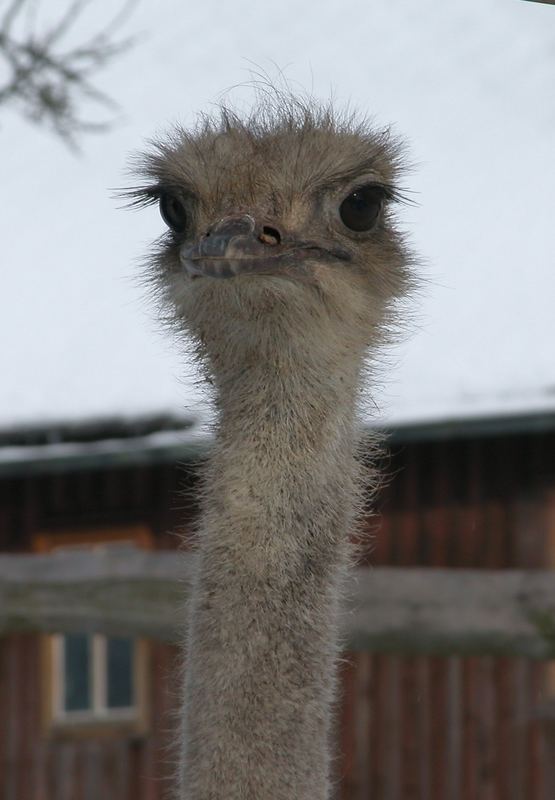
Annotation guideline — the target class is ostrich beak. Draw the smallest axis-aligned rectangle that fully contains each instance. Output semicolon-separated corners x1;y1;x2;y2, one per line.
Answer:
179;214;350;280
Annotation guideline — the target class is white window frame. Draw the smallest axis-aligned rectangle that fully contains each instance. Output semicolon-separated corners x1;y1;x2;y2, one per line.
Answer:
51;632;138;725
34;527;152;735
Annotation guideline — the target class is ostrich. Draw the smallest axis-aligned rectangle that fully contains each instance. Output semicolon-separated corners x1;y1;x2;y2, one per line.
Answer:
128;94;413;800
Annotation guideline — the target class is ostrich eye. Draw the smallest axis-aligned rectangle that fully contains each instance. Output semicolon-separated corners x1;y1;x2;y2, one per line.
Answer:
159;193;188;233
339;185;385;232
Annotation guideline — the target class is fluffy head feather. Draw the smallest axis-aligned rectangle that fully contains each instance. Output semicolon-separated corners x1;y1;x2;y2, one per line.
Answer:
125;92;415;375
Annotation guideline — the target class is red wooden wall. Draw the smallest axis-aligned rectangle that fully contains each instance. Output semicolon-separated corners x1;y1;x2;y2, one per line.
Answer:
0;634;178;800
1;429;554;799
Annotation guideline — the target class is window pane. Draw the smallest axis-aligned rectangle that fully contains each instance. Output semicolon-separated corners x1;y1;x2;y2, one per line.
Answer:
106;637;134;709
63;633;90;711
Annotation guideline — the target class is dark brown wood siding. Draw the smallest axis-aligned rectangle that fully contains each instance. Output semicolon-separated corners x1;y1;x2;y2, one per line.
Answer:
1;430;555;799
0;633;179;800
337;653;552;800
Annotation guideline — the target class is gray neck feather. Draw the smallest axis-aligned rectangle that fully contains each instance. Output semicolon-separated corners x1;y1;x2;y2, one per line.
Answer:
178;335;365;800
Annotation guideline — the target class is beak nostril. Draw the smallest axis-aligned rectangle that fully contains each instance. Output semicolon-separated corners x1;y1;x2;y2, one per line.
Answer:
259;225;281;246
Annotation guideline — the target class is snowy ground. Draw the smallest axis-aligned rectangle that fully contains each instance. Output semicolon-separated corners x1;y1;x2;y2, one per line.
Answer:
2;0;554;434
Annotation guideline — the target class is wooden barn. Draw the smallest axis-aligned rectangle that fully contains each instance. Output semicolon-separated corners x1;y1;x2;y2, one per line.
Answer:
1;411;554;799
2;3;554;798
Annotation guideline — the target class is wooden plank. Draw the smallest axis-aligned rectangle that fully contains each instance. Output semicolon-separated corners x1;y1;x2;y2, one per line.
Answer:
0;552;554;657
0;550;186;641
445;657;463;800
400;656;419;799
347;567;555;658
429;657;447;800
383;656;401;800
369;654;386;799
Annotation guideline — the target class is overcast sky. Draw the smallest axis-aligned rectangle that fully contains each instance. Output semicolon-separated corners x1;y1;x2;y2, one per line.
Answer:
2;0;554;431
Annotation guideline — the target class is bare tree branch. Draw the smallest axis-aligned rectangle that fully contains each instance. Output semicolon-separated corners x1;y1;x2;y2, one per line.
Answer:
0;0;137;148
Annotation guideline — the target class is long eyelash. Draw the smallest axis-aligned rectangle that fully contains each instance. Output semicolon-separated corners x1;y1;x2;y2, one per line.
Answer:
114;183;194;210
381;184;418;208
114;184;162;210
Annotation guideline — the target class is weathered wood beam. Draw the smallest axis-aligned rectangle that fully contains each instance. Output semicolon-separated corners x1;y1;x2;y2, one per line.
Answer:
0;550;186;641
0;552;554;658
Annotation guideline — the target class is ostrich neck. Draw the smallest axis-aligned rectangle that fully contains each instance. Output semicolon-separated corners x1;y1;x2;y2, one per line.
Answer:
180;340;364;800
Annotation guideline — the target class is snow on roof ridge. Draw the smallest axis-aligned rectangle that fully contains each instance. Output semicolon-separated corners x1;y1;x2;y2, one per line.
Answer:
0;411;199;448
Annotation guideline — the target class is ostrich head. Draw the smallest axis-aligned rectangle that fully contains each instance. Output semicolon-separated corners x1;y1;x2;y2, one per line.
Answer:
129;96;413;374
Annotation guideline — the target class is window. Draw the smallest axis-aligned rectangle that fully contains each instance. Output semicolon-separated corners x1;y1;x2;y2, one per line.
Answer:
51;632;141;724
35;526;151;736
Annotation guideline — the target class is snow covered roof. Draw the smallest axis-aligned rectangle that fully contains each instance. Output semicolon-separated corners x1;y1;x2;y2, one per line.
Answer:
2;0;554;437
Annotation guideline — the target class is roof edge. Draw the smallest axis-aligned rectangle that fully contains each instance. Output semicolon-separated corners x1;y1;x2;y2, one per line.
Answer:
382;410;555;444
1;410;555;477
